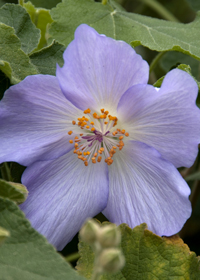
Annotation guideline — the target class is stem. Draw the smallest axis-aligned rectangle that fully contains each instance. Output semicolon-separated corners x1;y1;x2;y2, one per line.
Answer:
0;163;12;182
138;0;179;22
149;51;166;73
65;252;80;263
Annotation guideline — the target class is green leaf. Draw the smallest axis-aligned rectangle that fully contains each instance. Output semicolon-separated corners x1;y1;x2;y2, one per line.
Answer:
50;0;200;60
30;40;65;75
25;0;61;9
185;171;200;182
77;223;200;280
0;226;9;245
0;197;86;280
185;0;200;11
24;1;53;50
0;4;40;54
0;179;28;204
160;51;200;80
0;23;38;84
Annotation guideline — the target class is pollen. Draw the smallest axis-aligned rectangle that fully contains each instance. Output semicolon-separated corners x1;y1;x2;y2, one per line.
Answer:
70;107;129;166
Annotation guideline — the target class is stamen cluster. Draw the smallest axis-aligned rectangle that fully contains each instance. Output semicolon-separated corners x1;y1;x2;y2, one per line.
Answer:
68;108;129;166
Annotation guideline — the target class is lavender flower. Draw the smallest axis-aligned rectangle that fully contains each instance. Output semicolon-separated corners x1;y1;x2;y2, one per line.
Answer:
0;25;199;250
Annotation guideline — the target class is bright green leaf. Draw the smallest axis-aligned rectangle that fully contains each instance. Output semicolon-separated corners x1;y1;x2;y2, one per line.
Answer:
24;1;53;50
50;0;200;61
0;4;40;54
0;60;14;83
77;223;200;280
0;226;9;245
0;179;28;204
30;40;65;75
0;23;38;84
25;0;61;9
185;171;200;182
0;198;86;280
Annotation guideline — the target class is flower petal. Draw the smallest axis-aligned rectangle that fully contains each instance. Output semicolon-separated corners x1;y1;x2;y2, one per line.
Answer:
103;141;191;236
117;69;200;168
20;150;109;250
0;75;80;166
56;24;149;112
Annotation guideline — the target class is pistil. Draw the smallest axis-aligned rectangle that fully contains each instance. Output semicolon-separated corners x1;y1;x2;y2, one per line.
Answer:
68;108;129;166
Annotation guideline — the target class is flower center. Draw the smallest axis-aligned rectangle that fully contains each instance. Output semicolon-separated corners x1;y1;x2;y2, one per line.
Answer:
68;108;129;166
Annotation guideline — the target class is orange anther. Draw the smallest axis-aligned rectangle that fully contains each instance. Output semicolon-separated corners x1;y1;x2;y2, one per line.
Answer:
91;127;95;132
119;140;124;146
119;136;123;140
68;131;73;135
107;159;113;165
121;129;125;134
94;153;97;157
112;146;117;149
75;136;79;140
97;156;102;162
69;140;73;144
72;121;76;125
86;126;90;129
84;108;91;114
84;161;88;166
125;132;129;137
80;134;83;136
74;143;78;148
90;121;94;125
101;108;105;113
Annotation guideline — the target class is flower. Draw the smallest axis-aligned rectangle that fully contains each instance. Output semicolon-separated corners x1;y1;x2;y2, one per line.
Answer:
0;24;200;250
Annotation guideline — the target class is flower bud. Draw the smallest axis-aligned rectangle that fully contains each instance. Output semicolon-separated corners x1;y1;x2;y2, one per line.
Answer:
98;224;121;248
0;227;10;245
98;248;125;273
79;219;100;245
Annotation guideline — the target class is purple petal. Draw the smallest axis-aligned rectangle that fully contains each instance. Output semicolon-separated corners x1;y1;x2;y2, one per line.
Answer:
56;24;149;111
117;69;200;168
0;75;81;166
103;141;191;236
20;150;109;250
